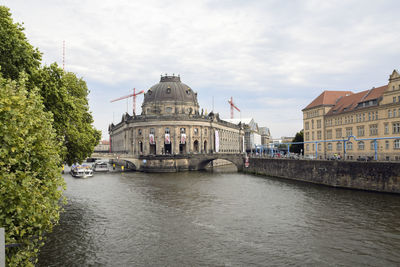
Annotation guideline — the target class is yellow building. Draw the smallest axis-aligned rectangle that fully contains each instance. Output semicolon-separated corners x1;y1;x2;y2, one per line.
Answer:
302;70;400;161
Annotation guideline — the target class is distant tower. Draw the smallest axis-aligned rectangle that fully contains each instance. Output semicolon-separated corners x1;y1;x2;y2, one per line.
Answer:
62;40;65;71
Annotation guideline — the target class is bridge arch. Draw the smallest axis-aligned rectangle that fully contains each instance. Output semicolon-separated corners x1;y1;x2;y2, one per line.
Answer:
195;155;244;171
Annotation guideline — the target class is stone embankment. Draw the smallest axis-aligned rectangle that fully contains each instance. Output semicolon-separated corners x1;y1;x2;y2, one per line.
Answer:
243;158;400;193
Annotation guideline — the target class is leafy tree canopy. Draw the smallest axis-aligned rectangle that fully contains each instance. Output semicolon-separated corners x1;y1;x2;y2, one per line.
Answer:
33;64;101;164
0;6;101;164
0;75;65;266
0;6;41;80
290;130;304;154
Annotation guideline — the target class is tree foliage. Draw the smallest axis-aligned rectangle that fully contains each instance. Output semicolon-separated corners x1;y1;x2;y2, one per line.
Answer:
0;5;100;265
0;6;41;81
33;64;101;165
0;75;66;266
0;5;100;164
290;130;304;154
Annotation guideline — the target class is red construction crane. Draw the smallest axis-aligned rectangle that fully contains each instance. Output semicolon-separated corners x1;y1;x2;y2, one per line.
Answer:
228;96;240;119
111;88;144;115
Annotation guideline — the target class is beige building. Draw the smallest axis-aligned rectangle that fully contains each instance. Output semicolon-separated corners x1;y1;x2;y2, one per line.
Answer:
303;70;400;161
109;75;244;156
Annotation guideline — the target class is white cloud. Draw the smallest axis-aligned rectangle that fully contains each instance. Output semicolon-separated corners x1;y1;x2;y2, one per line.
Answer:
2;0;400;138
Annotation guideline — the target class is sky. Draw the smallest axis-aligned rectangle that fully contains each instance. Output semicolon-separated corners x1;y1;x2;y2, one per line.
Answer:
2;0;400;139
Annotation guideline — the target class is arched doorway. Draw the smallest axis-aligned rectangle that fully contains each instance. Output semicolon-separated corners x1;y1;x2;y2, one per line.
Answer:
150;143;156;154
204;140;207;154
179;144;186;154
194;140;199;153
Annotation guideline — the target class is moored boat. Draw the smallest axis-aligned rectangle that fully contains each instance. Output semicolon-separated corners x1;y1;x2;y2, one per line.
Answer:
70;165;93;178
93;161;109;172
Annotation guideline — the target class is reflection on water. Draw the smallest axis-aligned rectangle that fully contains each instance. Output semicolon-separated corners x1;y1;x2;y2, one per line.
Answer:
38;169;400;266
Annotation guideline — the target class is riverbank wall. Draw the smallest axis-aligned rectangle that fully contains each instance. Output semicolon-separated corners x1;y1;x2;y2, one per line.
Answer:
243;158;400;193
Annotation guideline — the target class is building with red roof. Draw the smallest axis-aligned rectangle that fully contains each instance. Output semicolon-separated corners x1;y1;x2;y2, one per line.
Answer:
302;70;400;160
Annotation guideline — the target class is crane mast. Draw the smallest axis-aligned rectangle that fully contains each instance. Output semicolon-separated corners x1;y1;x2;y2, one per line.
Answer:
228;96;240;119
110;88;144;115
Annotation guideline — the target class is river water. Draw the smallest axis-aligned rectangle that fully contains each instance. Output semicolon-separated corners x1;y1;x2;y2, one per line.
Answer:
37;167;400;266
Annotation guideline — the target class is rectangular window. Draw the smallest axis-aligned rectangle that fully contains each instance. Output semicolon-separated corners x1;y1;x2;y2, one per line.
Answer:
386;140;389;150
326;130;332;139
394;109;397;117
393;123;400;134
345;127;353;137
194;128;199;135
369;124;378;136
327;143;332;151
305;122;309;130
336;128;342;138
150;128;155;134
368;112;371;121
384;123;389;134
394;139;400;149
317;120;321;129
389;110;392;118
393;97;396;103
305;132;310;141
180;128;186;133
138;129;142;135
317;130;322;140
312;132;314;140
357;126;365;137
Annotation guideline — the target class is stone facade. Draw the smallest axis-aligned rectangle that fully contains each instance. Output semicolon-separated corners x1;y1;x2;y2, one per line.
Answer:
244;158;400;193
303;70;400;161
109;75;244;159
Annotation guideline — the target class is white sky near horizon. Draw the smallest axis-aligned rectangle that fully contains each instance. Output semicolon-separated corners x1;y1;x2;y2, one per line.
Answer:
2;0;400;139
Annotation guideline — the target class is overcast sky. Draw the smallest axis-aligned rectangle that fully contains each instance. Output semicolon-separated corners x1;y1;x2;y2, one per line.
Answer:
3;0;400;139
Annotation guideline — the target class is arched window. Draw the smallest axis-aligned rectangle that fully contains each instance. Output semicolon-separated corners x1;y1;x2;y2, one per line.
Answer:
347;142;353;150
336;142;342;151
358;141;365;150
370;141;377;150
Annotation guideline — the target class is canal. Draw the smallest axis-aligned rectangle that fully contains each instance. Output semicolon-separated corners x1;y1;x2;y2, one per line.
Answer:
38;168;400;266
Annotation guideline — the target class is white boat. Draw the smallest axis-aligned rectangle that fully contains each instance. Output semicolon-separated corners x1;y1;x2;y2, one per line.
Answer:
70;165;93;178
93;161;109;172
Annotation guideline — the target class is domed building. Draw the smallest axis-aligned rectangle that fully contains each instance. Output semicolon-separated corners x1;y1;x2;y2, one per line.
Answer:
109;75;244;171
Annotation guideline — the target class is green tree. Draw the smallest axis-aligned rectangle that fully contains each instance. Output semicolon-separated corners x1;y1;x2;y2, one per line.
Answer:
33;64;101;165
0;6;41;81
290;130;304;154
0;6;101;164
0;75;65;266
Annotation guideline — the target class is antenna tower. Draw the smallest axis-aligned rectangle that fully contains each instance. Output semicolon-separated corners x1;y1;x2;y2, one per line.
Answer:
62;40;65;71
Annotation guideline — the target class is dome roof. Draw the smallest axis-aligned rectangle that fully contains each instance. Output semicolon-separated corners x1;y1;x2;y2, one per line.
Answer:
143;75;198;105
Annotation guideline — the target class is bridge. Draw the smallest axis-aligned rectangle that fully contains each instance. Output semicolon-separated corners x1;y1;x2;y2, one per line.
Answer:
106;153;246;172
